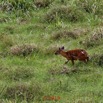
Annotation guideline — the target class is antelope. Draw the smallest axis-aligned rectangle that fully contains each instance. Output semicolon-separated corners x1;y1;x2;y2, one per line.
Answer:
55;46;89;65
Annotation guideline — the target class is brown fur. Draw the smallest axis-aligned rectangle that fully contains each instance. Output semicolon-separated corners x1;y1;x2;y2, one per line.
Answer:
55;46;89;65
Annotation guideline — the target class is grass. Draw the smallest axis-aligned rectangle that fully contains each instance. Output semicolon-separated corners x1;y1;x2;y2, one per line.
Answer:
0;0;103;102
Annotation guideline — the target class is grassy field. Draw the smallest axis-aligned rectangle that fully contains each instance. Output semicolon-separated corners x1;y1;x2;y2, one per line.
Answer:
0;0;103;103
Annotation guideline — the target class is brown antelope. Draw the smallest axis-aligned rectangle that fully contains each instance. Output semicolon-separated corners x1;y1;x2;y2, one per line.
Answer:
55;46;89;65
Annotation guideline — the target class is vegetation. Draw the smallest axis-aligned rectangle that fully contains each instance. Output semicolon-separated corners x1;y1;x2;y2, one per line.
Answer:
0;0;103;102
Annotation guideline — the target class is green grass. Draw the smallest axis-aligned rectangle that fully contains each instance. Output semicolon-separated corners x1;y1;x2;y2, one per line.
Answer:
0;0;103;103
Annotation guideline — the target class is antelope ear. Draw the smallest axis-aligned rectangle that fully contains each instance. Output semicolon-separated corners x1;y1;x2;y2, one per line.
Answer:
61;46;64;50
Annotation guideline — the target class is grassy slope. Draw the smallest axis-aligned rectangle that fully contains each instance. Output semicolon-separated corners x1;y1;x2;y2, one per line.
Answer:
0;0;103;103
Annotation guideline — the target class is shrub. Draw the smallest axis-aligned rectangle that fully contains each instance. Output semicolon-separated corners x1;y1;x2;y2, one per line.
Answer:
44;5;85;23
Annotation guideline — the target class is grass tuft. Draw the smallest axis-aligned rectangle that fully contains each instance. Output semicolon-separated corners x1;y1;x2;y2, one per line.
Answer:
51;28;87;40
0;0;34;12
0;34;14;50
34;0;53;8
80;28;103;48
76;0;103;16
91;54;103;67
4;67;35;81
43;45;59;55
44;5;85;23
3;83;44;102
10;44;39;56
49;66;78;75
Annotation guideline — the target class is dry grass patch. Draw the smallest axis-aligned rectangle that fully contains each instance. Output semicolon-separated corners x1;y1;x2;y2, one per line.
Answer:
34;0;52;8
4;26;15;34
4;67;35;81
51;28;88;40
91;54;103;67
0;17;10;23
0;34;14;48
17;18;30;25
27;23;46;31
49;66;78;75
80;28;103;48
44;5;85;22
3;83;44;102
0;1;34;12
43;45;59;55
10;44;39;56
0;2;12;12
76;0;103;15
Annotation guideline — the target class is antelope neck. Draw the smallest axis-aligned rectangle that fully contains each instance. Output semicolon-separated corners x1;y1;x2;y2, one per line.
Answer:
60;51;68;58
